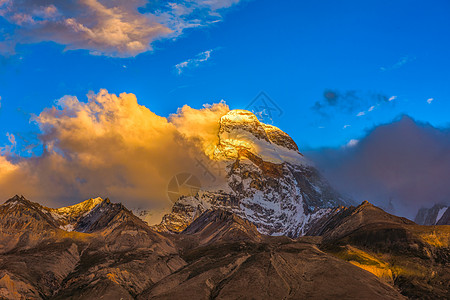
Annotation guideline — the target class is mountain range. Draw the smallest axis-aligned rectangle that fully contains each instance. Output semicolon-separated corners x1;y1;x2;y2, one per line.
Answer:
0;195;449;299
0;109;448;299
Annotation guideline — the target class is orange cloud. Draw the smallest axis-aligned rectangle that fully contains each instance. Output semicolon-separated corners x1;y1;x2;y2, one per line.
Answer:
0;90;230;223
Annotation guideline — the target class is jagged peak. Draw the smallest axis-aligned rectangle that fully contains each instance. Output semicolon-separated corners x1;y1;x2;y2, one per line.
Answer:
220;109;260;124
359;200;373;207
5;194;27;203
182;209;262;244
214;109;306;165
54;197;106;215
3;195;37;208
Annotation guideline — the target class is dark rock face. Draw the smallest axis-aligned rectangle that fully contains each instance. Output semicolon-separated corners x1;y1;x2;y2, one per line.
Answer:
415;204;449;225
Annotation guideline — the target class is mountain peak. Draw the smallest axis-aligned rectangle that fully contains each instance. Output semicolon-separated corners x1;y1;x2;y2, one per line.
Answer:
415;203;449;225
213;109;305;165
53;197;105;216
221;109;261;124
359;200;373;207
4;195;41;208
182;209;262;245
5;194;29;205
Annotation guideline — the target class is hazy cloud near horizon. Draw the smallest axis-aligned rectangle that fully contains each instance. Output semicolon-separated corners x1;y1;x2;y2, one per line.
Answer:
307;116;450;219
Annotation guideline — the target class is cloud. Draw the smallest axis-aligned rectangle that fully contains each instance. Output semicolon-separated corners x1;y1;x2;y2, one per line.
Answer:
175;49;213;75
0;133;16;156
346;139;358;147
389;96;397;102
0;0;244;57
380;56;416;72
307;116;450;219
312;89;392;117
0;89;230;223
427;98;434;104
356;111;365;117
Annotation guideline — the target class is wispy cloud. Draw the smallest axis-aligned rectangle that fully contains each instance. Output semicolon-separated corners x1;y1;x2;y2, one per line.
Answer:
175;49;213;75
389;96;397;102
427;98;434;104
312;89;392;118
380;56;416;72
353;96;396;117
0;0;243;57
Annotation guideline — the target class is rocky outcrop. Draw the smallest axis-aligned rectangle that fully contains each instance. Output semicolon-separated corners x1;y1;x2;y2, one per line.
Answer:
415;204;449;225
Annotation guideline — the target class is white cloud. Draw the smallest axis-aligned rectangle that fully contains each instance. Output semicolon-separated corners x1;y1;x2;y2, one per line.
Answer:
427;98;434;104
343;125;351;129
346;139;359;147
0;0;244;57
388;96;397;102
175;49;213;75
368;105;375;112
380;56;416;72
356;111;365;117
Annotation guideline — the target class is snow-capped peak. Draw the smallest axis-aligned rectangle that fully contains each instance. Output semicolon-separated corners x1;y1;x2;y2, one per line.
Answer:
54;197;105;216
212;109;308;165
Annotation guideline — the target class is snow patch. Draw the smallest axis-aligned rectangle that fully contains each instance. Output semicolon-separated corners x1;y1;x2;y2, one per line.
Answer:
436;207;448;224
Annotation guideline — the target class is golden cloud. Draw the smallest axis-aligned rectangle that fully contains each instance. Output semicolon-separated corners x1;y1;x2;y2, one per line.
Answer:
0;90;229;223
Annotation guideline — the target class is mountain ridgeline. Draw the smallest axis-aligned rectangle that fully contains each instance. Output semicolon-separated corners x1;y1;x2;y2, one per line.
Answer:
0;195;449;299
0;110;448;299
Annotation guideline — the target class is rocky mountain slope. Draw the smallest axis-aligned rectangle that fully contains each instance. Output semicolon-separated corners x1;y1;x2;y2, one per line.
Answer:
415;204;449;225
155;110;351;237
307;201;450;299
1;195;448;299
139;209;404;300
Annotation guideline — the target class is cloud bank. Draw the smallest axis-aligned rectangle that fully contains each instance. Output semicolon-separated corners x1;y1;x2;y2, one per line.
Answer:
0;89;229;223
307;116;450;219
0;0;244;57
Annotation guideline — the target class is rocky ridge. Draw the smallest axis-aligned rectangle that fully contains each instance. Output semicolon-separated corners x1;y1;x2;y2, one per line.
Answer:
415;204;450;225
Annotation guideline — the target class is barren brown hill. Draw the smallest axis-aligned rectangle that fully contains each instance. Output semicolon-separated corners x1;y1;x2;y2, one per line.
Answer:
307;201;450;299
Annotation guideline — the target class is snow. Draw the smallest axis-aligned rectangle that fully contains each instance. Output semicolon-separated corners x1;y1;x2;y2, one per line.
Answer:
436;207;448;224
213;110;311;167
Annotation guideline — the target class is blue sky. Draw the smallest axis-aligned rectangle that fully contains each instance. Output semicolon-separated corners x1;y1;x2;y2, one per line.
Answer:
1;0;449;152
